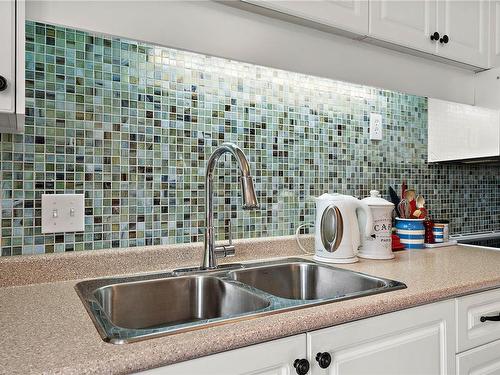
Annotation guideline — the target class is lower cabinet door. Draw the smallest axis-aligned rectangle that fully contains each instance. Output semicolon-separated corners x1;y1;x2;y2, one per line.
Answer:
307;300;456;375
457;339;500;375
136;334;307;375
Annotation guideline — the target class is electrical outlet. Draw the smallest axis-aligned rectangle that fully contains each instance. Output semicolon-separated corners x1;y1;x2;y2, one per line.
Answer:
41;194;85;233
370;113;383;140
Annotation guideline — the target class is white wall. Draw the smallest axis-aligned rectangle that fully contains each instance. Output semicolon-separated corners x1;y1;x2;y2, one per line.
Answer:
27;0;475;104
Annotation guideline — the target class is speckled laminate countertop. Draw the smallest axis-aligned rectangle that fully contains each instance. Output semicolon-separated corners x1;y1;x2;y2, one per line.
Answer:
1;239;500;375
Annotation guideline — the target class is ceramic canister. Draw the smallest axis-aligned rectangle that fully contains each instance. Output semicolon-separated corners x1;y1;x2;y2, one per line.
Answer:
433;220;450;243
395;218;425;249
359;190;395;259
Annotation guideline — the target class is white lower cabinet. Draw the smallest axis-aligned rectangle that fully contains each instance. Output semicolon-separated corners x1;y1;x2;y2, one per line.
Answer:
456;288;500;353
457;340;500;375
137;300;456;375
135;289;500;375
455;288;500;375
307;300;455;375
137;334;307;375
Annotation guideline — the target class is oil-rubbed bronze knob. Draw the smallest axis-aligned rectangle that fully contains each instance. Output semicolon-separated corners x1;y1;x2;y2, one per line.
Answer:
0;76;7;91
293;358;310;375
316;352;332;369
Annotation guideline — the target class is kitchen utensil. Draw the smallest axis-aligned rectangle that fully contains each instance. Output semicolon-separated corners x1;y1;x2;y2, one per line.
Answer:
401;180;407;200
358;190;395;260
404;189;416;202
314;193;374;264
416;195;425;209
388;186;401;207
395;218;425;249
398;199;410;218
404;189;417;215
413;195;427;219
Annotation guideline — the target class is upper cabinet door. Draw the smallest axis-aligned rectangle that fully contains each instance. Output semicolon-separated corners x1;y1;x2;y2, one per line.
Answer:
436;0;489;68
243;0;369;35
490;1;500;67
369;0;438;54
0;0;15;113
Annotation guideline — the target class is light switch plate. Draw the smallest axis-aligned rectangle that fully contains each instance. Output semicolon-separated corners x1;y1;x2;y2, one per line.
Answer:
370;113;383;140
41;194;85;233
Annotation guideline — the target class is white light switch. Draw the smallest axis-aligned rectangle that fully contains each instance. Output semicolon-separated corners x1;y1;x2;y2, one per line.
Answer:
41;194;85;233
370;113;383;140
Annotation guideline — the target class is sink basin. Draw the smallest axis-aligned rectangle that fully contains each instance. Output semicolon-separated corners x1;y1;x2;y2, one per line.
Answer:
228;262;387;300
76;258;405;343
94;275;270;330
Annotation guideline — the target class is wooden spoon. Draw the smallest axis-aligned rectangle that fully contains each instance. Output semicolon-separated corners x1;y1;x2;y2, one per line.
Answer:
413;195;426;218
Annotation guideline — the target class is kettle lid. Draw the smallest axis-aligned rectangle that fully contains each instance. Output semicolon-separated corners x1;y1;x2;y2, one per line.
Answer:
361;190;394;207
316;193;348;201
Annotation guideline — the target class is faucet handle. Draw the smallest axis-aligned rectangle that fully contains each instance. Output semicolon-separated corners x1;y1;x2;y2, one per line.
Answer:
214;219;235;258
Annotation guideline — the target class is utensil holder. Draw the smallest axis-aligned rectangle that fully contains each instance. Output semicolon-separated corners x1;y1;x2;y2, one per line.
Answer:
395;218;425;249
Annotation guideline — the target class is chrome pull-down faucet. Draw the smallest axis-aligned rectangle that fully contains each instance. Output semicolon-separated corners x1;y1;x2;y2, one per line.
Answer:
201;143;259;270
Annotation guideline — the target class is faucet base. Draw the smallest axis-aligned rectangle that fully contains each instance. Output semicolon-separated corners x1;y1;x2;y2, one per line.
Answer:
173;263;244;275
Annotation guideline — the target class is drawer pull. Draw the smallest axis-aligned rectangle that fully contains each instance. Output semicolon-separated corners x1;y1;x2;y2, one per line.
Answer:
480;314;500;322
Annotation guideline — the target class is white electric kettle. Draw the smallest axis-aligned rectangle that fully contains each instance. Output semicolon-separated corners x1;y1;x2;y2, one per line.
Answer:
314;193;374;263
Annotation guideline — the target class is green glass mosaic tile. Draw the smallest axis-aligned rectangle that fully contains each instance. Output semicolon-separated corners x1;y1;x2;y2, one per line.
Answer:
0;21;498;256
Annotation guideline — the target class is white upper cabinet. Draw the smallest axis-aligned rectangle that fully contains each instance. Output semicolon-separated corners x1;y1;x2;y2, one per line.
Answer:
369;0;438;54
0;0;24;133
233;0;492;69
436;0;489;68
369;0;489;69
428;98;500;162
242;0;369;35
0;0;16;114
489;1;500;67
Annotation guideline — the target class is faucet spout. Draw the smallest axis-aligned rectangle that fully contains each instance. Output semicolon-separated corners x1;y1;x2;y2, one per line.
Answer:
202;143;259;270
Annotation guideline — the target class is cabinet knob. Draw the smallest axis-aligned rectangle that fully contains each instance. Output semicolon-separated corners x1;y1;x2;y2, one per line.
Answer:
439;35;449;44
0;76;7;92
430;31;440;41
293;358;310;375
315;352;332;369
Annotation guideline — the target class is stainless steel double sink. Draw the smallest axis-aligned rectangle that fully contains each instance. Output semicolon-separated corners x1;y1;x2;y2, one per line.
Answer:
76;258;406;344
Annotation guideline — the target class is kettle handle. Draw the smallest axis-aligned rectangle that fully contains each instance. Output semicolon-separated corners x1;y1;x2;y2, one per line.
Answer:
354;200;374;238
320;204;344;252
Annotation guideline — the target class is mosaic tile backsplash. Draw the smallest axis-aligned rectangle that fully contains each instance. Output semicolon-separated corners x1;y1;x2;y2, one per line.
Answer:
0;21;498;256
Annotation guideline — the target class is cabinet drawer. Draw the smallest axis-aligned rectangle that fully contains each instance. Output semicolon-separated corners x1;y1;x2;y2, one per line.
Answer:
457;339;500;375
456;288;500;353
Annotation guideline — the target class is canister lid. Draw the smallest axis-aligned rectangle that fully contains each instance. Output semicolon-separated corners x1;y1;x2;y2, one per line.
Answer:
361;190;394;207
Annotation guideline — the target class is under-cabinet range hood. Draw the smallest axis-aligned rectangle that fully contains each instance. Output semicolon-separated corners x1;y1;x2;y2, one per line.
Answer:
428;98;500;164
